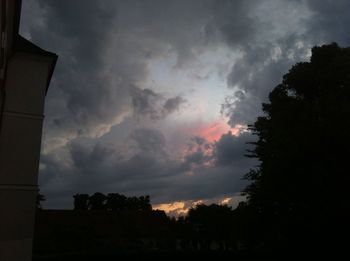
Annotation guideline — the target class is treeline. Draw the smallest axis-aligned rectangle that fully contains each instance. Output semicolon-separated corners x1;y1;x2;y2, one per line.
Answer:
172;203;241;250
73;192;152;211
34;200;245;257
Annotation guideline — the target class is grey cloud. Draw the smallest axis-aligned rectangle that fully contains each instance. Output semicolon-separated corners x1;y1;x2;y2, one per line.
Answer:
305;0;350;46
21;0;350;208
162;96;186;117
223;51;294;125
22;0;134;143
69;142;115;172
159;165;249;204
218;0;350;126
221;42;312;126
130;87;161;120
22;0;197;144
22;0;350;135
21;0;267;142
213;131;255;167
205;0;256;48
184;151;206;165
130;87;185;120
39;129;254;208
181;136;213;169
35;0;115;67
130;128;166;154
191;136;207;146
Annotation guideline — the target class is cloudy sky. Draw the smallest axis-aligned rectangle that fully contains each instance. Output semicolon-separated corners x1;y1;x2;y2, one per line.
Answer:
20;0;350;215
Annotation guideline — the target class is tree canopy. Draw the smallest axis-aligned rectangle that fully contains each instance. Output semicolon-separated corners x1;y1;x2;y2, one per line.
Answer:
243;43;350;251
73;192;152;211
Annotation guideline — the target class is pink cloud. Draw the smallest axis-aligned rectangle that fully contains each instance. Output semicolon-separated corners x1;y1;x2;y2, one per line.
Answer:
191;121;246;142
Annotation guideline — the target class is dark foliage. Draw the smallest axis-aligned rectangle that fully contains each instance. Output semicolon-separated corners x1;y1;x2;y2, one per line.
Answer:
242;43;350;252
72;192;152;212
73;194;89;210
34;199;240;258
173;204;236;251
36;190;46;210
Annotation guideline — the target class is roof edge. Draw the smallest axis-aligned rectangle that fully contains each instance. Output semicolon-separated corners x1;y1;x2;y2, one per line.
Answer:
14;35;58;95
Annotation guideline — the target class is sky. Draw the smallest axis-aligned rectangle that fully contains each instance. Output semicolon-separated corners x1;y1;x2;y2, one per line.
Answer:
20;0;350;215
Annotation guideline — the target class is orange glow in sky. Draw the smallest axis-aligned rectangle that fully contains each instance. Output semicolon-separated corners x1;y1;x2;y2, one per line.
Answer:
153;197;238;217
153;201;189;215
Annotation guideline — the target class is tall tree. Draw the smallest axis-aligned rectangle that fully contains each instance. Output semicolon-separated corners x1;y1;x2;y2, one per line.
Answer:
244;43;350;251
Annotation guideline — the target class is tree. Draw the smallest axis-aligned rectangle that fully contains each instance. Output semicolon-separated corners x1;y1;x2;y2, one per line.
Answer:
244;43;350;251
36;191;46;209
186;204;233;250
73;192;152;212
106;193;127;211
88;192;107;210
73;193;89;210
137;195;152;211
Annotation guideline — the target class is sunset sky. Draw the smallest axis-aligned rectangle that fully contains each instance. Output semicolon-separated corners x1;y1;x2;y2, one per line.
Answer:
21;0;350;215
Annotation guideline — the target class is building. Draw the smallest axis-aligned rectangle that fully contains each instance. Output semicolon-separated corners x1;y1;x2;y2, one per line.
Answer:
0;1;57;260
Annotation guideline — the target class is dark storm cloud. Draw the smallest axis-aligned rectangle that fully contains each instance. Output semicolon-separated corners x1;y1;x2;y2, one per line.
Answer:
20;0;350;208
21;0;132;142
35;0;115;67
222;50;296;125
69;142;115;172
39;129;254;207
181;136;213;169
21;0;261;143
183;151;207;166
21;0;192;144
130;128;166;154
130;87;186;120
130;87;161;120
305;0;350;45
162;96;186;117
214;132;254;167
21;0;350;135
218;0;350;126
204;0;256;47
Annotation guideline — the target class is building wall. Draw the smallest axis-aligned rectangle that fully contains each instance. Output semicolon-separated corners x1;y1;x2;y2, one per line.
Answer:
0;52;55;261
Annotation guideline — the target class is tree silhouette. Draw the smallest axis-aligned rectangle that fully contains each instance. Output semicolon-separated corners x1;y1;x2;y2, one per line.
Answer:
244;43;350;251
138;195;152;211
73;192;153;212
106;193;127;211
36;191;46;209
73;193;89;210
88;192;107;210
186;204;233;250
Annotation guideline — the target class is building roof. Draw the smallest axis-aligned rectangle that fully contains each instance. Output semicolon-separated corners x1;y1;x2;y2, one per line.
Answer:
14;35;58;94
1;0;58;94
